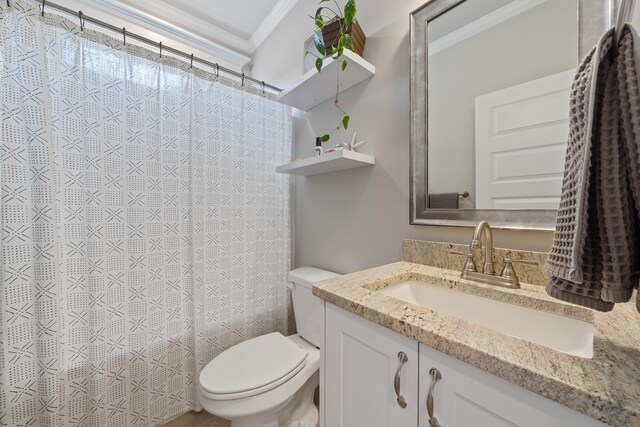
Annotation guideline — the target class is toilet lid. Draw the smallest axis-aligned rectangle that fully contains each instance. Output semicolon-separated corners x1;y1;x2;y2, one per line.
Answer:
199;332;308;399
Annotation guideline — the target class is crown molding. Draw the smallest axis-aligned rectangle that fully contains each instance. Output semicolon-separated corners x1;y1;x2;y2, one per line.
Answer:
251;0;301;48
116;0;254;53
429;0;549;56
73;0;252;67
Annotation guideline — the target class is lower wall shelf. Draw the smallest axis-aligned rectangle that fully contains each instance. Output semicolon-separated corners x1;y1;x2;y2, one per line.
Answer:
276;150;375;176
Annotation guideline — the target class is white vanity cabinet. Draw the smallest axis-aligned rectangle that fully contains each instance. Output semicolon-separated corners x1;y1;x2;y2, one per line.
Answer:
323;304;419;427
418;343;606;427
323;303;606;427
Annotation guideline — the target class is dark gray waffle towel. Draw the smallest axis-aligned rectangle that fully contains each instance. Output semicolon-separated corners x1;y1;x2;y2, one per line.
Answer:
544;25;640;312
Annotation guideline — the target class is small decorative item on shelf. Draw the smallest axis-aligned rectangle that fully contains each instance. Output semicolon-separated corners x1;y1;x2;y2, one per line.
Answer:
302;32;321;73
314;137;323;157
335;132;365;152
305;0;361;143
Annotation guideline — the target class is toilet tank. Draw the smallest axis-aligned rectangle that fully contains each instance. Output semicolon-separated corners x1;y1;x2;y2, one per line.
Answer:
287;267;340;348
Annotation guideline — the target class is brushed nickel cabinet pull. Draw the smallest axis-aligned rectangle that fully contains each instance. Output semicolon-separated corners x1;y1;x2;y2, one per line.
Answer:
394;352;408;408
427;368;442;427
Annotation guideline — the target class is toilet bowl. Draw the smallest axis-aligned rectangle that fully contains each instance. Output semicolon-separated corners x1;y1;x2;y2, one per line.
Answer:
197;267;339;427
198;333;319;427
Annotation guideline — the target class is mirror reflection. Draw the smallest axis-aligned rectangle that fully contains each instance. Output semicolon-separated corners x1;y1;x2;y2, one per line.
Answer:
427;0;578;210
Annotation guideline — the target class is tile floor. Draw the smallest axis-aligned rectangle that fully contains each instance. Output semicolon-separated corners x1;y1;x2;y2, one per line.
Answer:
159;411;230;427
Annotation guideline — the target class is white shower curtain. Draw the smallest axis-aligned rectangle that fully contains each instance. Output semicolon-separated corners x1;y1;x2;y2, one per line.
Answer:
0;1;292;426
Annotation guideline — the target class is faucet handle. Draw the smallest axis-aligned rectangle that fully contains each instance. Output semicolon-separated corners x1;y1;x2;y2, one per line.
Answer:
448;245;478;273
500;252;538;286
448;244;471;257
502;251;538;267
448;249;468;257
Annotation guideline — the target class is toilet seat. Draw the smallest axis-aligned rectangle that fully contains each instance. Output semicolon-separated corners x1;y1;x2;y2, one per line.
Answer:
199;332;308;401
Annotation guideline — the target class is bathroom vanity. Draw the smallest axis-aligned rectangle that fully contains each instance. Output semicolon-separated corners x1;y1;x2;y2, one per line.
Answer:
324;304;604;427
314;241;640;427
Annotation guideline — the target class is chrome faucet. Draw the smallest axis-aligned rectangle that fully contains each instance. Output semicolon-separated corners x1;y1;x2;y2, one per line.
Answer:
470;221;494;275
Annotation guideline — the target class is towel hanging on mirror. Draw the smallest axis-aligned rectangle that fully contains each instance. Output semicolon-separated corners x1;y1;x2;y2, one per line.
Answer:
544;24;640;313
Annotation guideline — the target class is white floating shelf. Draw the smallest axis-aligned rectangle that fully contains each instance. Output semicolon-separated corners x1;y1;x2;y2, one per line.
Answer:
276;50;375;111
276;150;375;176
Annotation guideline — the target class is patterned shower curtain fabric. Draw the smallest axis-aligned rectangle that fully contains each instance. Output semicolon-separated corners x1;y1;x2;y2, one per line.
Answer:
0;1;292;426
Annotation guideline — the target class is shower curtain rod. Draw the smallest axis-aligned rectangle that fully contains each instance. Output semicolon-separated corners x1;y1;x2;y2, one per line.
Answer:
21;0;283;93
616;0;637;42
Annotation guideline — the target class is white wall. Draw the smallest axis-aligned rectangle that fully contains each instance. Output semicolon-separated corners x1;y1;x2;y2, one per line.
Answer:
251;0;557;274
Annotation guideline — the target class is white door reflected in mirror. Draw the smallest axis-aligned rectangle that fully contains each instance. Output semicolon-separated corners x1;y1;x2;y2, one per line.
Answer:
475;69;574;210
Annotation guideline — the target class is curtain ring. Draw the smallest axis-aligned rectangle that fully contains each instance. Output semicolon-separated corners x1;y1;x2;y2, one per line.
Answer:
159;41;162;58
261;81;265;94
241;73;245;87
6;0;10;8
215;63;219;79
41;0;45;16
78;11;84;31
190;54;194;69
122;27;126;46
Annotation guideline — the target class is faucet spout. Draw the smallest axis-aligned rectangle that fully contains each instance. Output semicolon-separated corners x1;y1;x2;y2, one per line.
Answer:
471;221;494;275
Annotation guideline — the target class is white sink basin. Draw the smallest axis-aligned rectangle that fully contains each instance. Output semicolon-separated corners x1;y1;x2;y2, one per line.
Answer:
378;280;594;358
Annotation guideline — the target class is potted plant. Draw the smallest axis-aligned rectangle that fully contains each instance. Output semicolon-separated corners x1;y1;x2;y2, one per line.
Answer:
306;0;364;143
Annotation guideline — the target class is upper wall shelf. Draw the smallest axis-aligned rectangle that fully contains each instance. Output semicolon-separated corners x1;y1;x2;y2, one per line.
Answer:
276;50;375;111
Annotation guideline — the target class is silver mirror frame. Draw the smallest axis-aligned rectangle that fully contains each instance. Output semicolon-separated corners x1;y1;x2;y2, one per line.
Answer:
410;0;617;230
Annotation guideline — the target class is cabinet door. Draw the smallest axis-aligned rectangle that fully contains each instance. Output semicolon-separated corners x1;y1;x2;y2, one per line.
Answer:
418;343;606;427
324;304;419;427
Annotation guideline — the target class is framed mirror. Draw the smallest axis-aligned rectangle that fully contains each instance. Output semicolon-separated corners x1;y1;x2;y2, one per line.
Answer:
410;0;616;229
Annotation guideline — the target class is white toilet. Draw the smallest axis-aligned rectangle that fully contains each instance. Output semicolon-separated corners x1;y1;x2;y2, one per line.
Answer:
197;267;339;427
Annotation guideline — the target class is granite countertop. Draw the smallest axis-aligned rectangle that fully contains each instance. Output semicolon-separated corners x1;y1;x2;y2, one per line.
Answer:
313;261;640;427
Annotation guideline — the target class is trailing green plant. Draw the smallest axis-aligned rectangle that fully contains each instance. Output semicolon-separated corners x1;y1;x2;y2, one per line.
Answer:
306;0;357;142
